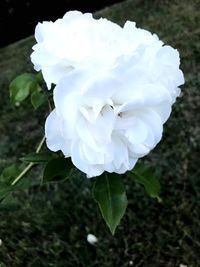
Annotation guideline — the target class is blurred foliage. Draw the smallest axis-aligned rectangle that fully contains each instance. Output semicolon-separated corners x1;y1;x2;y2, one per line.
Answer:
0;0;200;266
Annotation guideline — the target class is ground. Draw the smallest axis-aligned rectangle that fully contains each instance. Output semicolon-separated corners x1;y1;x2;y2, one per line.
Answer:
0;0;200;266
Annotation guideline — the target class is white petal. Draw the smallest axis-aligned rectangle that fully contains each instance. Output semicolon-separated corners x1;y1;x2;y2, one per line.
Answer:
124;118;148;144
137;108;163;145
45;109;63;152
91;105;115;144
71;140;104;177
35;12;184;178
76;117;101;151
129;143;150;157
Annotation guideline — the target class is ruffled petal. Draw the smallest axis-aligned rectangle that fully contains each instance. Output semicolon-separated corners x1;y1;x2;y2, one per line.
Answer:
45;109;63;152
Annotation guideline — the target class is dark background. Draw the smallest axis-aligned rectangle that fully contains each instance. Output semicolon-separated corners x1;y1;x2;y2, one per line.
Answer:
0;0;124;47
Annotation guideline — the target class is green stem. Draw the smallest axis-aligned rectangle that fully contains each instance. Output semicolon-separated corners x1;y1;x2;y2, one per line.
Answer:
11;136;46;186
36;135;46;153
11;162;34;186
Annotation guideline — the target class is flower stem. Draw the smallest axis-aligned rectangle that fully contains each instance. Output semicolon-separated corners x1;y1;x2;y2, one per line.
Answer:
11;162;34;186
11;136;46;186
36;135;46;153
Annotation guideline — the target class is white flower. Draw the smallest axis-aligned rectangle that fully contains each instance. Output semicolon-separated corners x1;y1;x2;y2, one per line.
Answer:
45;41;184;177
87;234;98;245
33;11;185;177
31;10;162;89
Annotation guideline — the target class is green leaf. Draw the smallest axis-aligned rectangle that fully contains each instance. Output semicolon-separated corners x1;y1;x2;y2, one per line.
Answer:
43;158;74;183
35;71;43;82
129;163;161;199
0;164;33;204
9;73;37;104
31;89;47;109
0;164;21;184
93;173;127;235
0;194;19;211
21;152;53;163
0;182;13;200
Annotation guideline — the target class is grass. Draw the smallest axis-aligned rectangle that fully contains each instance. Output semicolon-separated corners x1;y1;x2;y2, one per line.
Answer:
0;0;200;266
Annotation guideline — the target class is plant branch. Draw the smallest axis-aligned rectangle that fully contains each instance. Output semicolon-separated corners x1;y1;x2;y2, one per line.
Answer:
11;136;46;186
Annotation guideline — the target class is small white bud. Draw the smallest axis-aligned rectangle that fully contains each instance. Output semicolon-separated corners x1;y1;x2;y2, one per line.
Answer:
87;234;98;245
0;239;2;246
129;260;133;265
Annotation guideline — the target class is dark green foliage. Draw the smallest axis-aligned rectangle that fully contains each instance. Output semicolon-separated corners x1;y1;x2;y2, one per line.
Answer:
20;152;53;163
129;163;161;199
9;73;37;104
43;158;74;183
93;173;127;234
31;89;47;109
9;71;47;109
0;0;200;266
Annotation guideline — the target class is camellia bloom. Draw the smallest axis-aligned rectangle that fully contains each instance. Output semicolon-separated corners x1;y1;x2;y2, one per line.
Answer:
31;11;184;177
31;10;165;89
44;45;184;177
